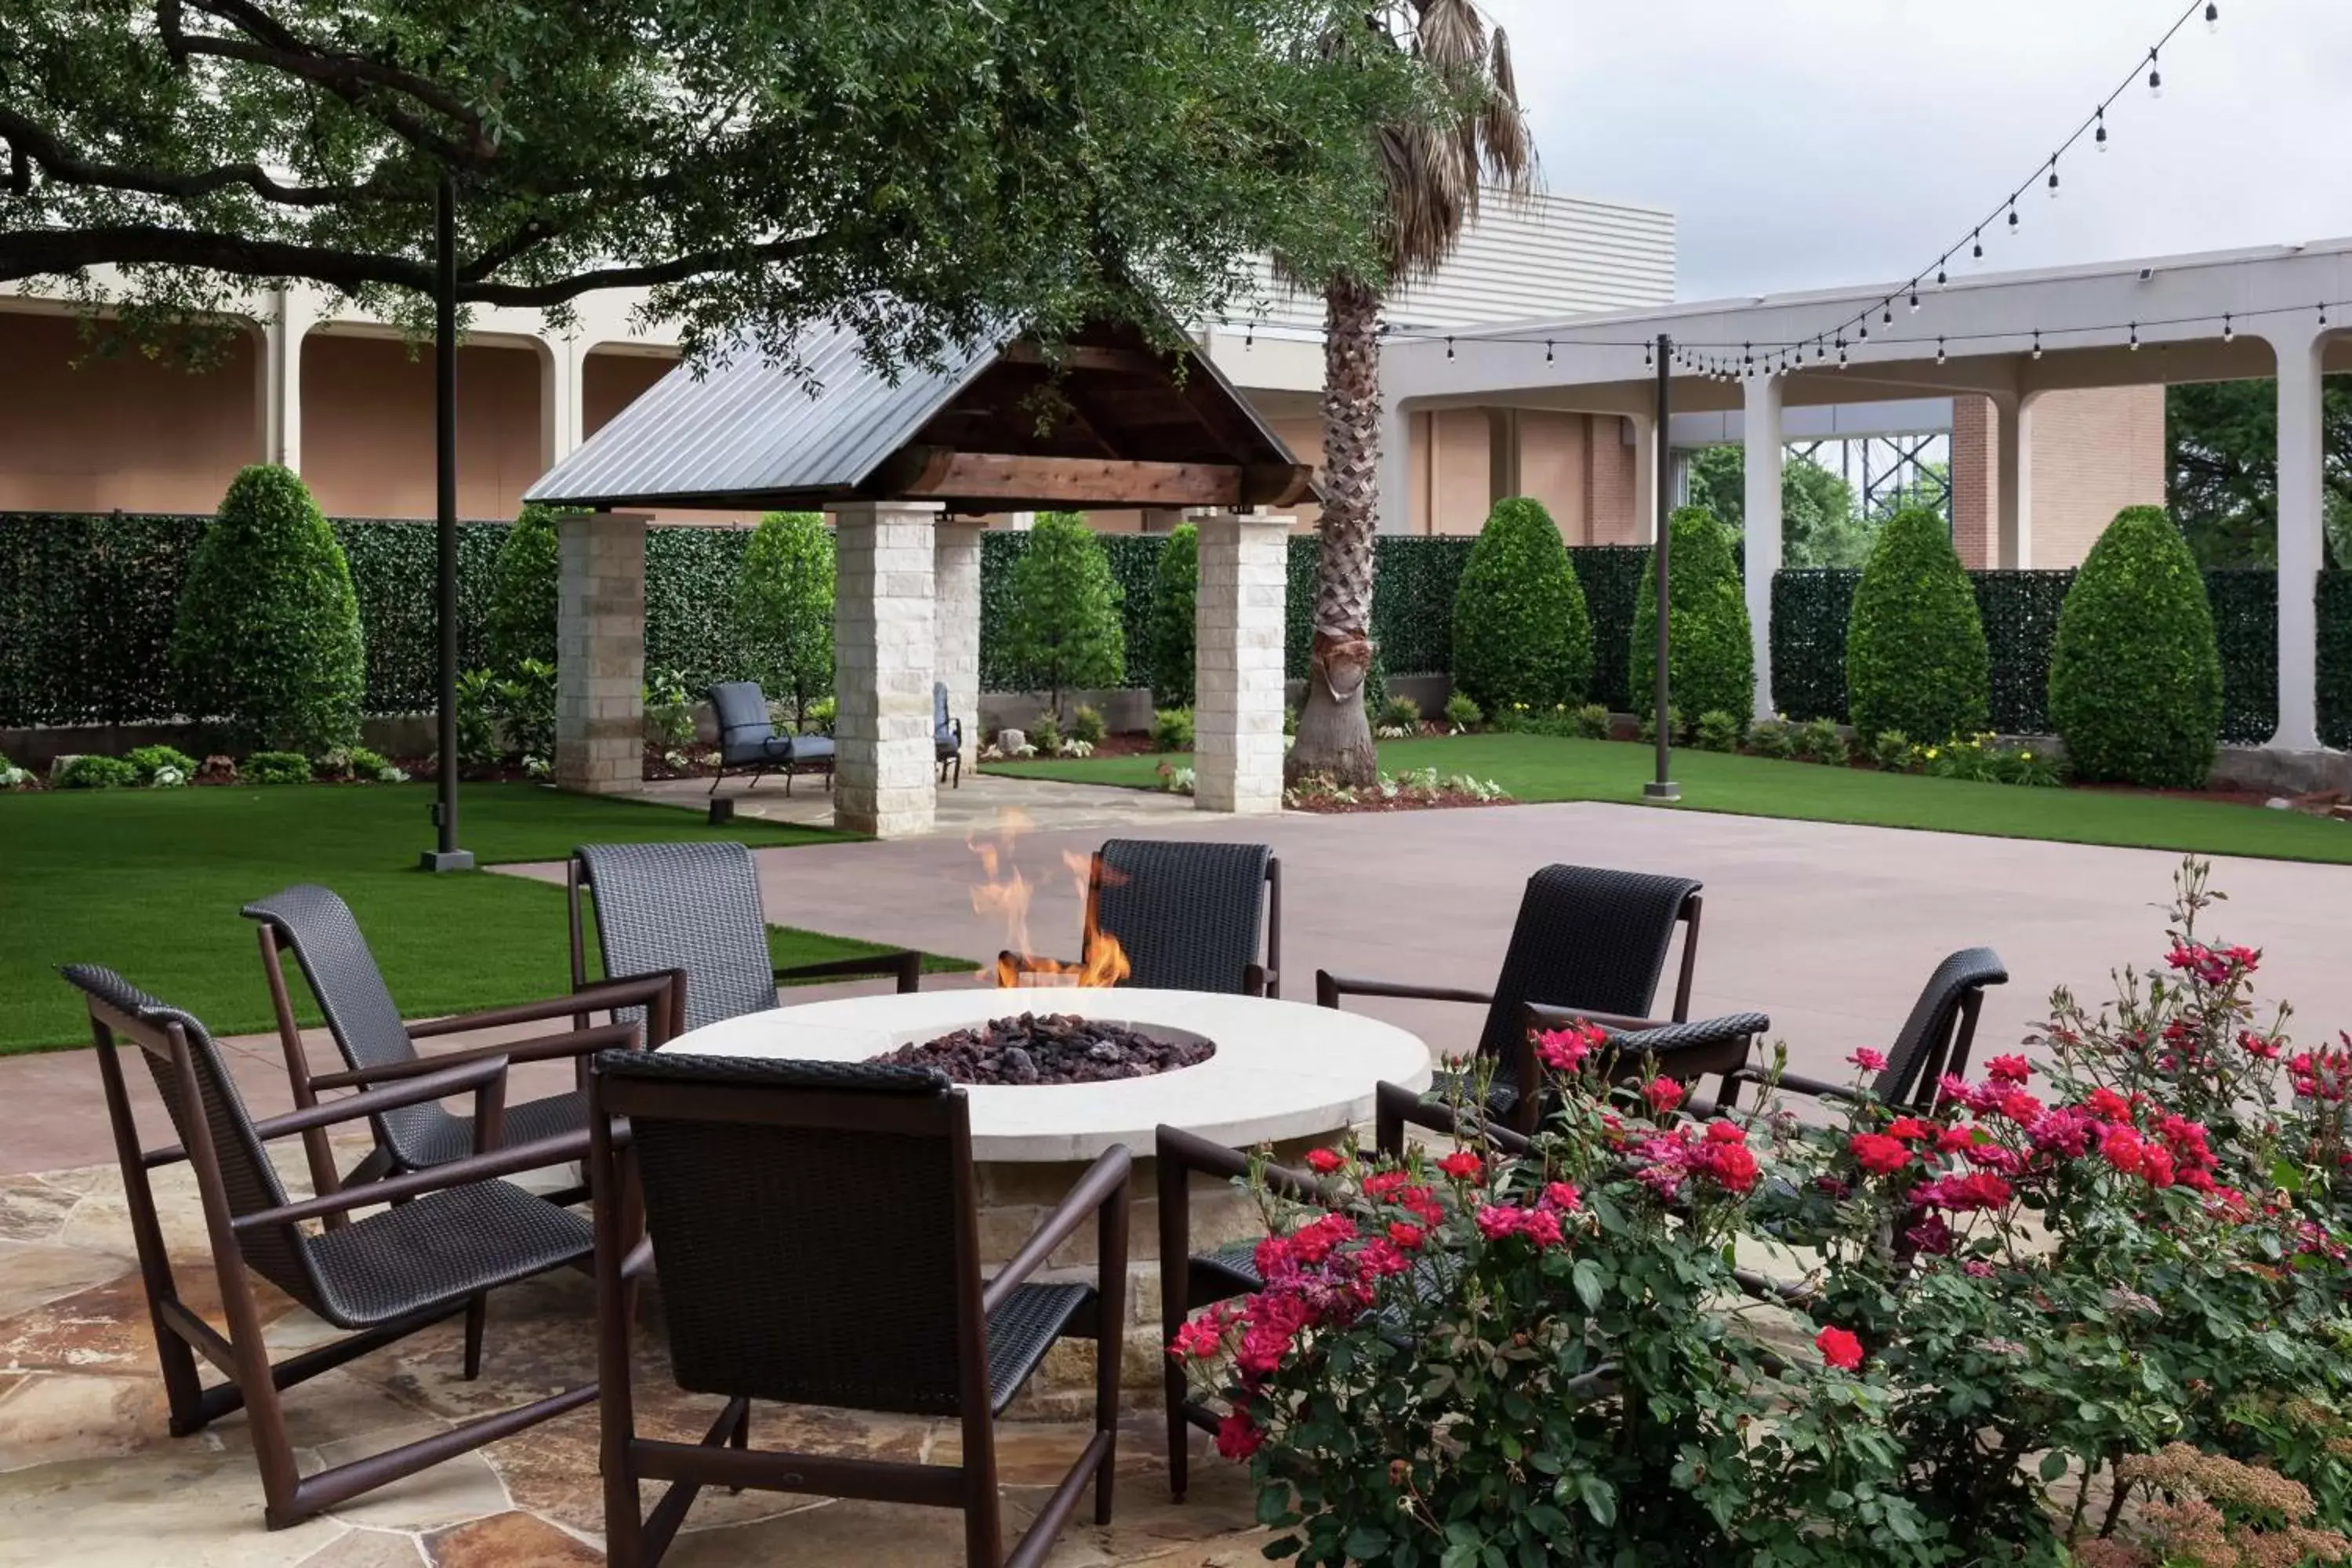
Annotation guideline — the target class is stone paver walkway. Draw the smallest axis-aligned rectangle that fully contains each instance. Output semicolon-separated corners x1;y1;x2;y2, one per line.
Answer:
630;771;1199;837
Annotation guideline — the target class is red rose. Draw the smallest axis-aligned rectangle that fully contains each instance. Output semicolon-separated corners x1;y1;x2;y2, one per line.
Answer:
1362;1170;1410;1201
1704;1143;1761;1193
1985;1054;2034;1084
2100;1128;2145;1175
1436;1149;1483;1181
1849;1133;1912;1175
1643;1076;1686;1116
1302;1148;1345;1174
1543;1181;1583;1211
1215;1408;1264;1460
1386;1221;1426;1250
1849;1047;1889;1074
1705;1120;1749;1145
1885;1116;1935;1142
1814;1325;1864;1370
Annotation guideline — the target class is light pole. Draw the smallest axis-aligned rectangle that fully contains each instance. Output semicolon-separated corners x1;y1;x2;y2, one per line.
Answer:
1642;331;1679;804
420;172;475;871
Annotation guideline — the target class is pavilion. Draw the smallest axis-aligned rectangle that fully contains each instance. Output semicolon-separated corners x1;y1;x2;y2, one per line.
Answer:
1381;236;2352;757
525;318;1314;837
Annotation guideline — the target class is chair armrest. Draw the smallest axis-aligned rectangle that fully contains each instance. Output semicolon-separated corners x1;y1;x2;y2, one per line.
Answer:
983;1145;1132;1316
307;1021;640;1091
418;971;683;1042
1153;1125;1324;1203
231;1129;592;1232
1523;1000;1676;1036
1728;1065;1859;1102
1602;1012;1771;1064
1243;963;1276;1000
250;1057;510;1142
774;949;924;994
1374;1080;1533;1160
1315;970;1494;1010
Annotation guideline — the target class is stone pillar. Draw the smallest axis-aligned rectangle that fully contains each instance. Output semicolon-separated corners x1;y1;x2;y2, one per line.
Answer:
1193;512;1290;815
933;519;984;772
259;285;317;470
555;512;648;793
541;335;583;469
2268;325;2327;752
1742;374;1784;721
1995;392;2032;569
834;500;941;837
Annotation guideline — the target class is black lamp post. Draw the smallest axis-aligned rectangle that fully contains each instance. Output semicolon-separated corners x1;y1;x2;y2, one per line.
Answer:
419;172;476;871
1642;330;1679;804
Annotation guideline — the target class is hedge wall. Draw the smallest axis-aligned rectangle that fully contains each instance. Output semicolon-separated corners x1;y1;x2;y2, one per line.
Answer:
2325;572;2352;750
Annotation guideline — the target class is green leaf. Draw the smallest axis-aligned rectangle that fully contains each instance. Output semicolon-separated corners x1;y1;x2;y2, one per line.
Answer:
1571;1258;1606;1312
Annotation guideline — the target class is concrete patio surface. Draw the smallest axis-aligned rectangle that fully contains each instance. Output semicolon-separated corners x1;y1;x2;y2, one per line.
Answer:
629;770;1200;837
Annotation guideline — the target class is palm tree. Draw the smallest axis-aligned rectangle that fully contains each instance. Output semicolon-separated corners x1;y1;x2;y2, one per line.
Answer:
1284;0;1534;786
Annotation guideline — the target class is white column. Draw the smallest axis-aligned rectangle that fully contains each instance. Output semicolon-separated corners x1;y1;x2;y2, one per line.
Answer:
1742;373;1784;721
1375;401;1414;534
1629;414;1657;546
259;286;318;470
933;519;984;772
1193;511;1290;814
1486;407;1522;502
1994;393;2033;569
2269;325;2327;751
554;512;648;793
833;500;940;837
540;335;583;471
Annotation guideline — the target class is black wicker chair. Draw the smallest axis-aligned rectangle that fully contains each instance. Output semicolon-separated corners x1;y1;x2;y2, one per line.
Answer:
937;681;964;788
590;1051;1131;1568
61;964;599;1530
568;840;923;1036
244;883;680;1210
1000;838;1280;996
706;679;834;796
1719;948;2009;1113
1316;863;1703;1133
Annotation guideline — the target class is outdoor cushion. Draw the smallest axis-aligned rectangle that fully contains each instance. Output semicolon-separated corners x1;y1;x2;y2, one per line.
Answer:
789;734;835;762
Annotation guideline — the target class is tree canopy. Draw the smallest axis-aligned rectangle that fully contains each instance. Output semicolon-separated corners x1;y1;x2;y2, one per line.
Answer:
2;0;1417;367
2167;378;2352;569
1688;445;1874;568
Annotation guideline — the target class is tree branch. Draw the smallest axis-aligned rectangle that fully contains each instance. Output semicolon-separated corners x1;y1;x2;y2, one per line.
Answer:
456;238;816;307
0;107;404;209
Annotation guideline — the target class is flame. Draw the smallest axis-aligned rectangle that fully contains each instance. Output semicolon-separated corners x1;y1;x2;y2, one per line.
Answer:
968;813;1131;989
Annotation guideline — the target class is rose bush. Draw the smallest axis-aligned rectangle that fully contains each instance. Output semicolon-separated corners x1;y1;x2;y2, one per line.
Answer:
1175;858;2352;1567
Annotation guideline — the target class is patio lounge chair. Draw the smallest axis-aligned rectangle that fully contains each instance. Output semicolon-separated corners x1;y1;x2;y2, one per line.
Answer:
1714;947;2008;1113
590;1051;1131;1568
60;965;600;1530
999;839;1280;996
1316;863;1703;1134
937;681;964;787
244;883;681;1211
568;840;922;1036
706;679;834;796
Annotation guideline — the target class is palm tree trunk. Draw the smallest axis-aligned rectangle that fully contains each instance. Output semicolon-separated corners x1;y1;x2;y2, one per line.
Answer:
1286;275;1383;786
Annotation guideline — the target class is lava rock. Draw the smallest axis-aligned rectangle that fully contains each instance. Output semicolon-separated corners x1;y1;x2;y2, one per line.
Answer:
871;1011;1215;1085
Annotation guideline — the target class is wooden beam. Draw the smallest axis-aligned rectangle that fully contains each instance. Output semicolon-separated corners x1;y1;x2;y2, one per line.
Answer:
1243;463;1318;509
877;447;1245;506
1000;341;1167;377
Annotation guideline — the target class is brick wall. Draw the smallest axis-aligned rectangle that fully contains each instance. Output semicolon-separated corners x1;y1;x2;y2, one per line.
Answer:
1951;394;1997;568
2026;385;2168;566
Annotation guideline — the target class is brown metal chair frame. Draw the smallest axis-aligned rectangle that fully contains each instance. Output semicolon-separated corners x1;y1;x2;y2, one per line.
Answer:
254;917;679;1221
1001;850;1282;998
78;989;619;1530
1315;889;1701;1134
589;1065;1132;1568
1154;1085;1532;1502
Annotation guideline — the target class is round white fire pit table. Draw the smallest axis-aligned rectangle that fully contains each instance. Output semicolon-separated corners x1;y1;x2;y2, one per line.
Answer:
666;986;1433;1417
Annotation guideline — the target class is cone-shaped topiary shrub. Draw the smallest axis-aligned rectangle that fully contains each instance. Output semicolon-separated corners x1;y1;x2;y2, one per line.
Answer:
2049;505;2223;786
487;503;569;677
1845;506;1991;744
1003;511;1125;716
171;464;365;753
1628;505;1752;728
1451;496;1594;712
1148;521;1200;708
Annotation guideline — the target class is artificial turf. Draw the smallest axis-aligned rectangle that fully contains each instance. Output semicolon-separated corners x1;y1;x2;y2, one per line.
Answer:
0;782;967;1054
986;733;2352;866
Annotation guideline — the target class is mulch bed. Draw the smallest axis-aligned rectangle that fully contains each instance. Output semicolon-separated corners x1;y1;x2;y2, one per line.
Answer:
1284;788;1509;815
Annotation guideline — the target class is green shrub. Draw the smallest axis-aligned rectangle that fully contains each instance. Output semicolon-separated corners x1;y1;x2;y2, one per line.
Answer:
1794;717;1849;767
244;750;313;785
487;503;568;677
804;694;837;733
1029;711;1063;757
1845;506;1991;744
1870;729;1915;772
734;511;835;728
1152;707;1195;752
2049;505;2225;786
1571;703;1612;740
170;465;365;753
0;753;37;789
57;754;139;789
644;667;697;749
1635;705;1683;747
1444;693;1483;730
1377;695;1421;733
1069;705;1108;746
1628;506;1752;728
1693;710;1744;753
321;745;400;782
1003;512;1124;715
1283;704;1298;739
496;659;557;767
455;668;504;772
1450;497;1595;713
1147;521;1199;708
1747;718;1797;760
124;744;198;785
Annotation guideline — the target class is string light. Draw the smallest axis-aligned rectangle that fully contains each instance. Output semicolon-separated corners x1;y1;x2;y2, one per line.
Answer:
2147;48;2162;97
1909;285;1922;313
2223;314;2234;343
2096;107;2108;151
2047;158;2061;198
1243;321;1254;350
2206;3;2220;31
1936;263;1949;289
1882;301;1895;326
2007;198;2020;234
1936;337;1947;365
1640;341;1650;368
2129;321;2140;350
1545;339;1555;363
1973;230;1985;263
2031;329;2043;360
1445;336;1454;361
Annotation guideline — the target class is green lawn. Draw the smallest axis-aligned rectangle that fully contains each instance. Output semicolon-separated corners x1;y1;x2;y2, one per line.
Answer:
989;734;2352;865
0;783;967;1054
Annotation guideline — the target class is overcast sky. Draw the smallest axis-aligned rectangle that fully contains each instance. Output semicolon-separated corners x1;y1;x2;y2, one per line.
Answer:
1480;0;2352;303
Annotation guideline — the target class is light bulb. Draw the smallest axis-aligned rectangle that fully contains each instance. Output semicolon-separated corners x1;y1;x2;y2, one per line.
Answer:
1909;288;1922;313
2129;322;2140;350
1445;336;1454;361
1545;339;1555;363
1973;231;1985;263
2206;2;2219;32
2223;314;2234;343
2096;109;2108;151
1936;338;1947;365
1936;265;1949;289
2031;331;2042;361
1640;342;1650;368
2047;164;2060;199
2148;49;2162;97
